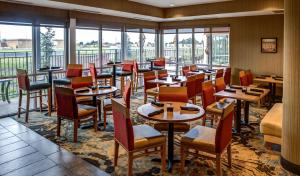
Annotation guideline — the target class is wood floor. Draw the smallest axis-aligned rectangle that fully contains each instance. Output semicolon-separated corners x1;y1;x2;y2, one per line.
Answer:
0;117;109;176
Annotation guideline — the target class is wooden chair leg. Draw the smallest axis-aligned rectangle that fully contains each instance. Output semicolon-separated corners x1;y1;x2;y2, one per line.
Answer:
216;153;222;176
39;90;42;112
93;114;98;132
48;88;52;116
103;109;107;130
161;144;166;175
144;93;147;104
121;76;124;94
73;119;78;143
128;152;133;176
227;144;232;168
25;92;30;123
114;141;119;167
57;117;61;137
18;89;22;118
180;145;186;175
202;116;206;126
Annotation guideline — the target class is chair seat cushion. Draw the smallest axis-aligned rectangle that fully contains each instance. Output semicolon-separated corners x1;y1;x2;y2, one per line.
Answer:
76;96;101;105
133;124;165;149
53;78;71;85
146;87;159;96
97;73;112;79
138;68;151;73
78;104;97;117
116;71;132;76
29;82;51;91
181;125;216;153
154;122;190;133
260;103;282;138
103;98;112;110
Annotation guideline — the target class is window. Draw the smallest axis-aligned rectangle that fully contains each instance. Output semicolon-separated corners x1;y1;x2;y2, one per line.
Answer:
38;26;65;69
178;28;193;67
141;28;156;63
76;28;99;68
125;28;140;61
163;29;177;73
102;27;122;65
212;27;230;67
194;28;210;66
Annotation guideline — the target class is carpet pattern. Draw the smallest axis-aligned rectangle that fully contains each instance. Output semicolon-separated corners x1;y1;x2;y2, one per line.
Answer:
12;91;291;176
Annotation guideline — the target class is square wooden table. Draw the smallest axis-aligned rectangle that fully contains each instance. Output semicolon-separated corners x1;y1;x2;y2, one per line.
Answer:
147;76;187;86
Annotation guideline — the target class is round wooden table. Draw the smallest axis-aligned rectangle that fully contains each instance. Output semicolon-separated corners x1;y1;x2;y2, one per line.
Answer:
75;86;118;129
137;102;205;172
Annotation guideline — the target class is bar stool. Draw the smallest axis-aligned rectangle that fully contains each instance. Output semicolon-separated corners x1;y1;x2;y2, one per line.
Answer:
89;63;112;86
133;60;151;92
16;69;52;123
116;60;133;94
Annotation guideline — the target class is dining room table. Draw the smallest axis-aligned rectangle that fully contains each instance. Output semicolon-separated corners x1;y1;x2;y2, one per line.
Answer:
75;86;118;130
187;69;215;80
214;85;270;133
137;101;205;172
147;76;187;86
253;75;283;104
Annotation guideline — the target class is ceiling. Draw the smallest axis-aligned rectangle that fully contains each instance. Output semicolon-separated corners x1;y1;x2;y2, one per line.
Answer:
129;0;232;8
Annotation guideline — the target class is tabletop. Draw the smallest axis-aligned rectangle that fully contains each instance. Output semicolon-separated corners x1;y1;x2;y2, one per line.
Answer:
105;62;122;67
137;101;205;123
38;67;63;72
214;86;270;102
75;86;118;96
147;76;187;86
206;98;236;115
253;76;283;84
188;70;215;76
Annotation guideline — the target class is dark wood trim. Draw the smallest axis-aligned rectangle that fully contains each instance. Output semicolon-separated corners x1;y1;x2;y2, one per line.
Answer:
281;155;300;174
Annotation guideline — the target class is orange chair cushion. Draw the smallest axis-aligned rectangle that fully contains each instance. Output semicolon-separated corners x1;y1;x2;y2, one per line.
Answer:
78;104;97;117
133;125;165;149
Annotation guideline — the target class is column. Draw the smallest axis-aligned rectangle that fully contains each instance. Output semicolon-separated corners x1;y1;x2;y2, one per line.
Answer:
281;0;300;174
69;18;76;64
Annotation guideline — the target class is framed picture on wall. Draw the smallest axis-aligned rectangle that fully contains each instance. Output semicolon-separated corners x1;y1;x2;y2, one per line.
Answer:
261;38;277;53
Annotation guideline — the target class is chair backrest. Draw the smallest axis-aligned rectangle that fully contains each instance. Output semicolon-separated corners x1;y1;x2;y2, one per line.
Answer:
55;87;78;120
215;77;226;92
159;86;188;103
89;63;97;83
66;64;82;78
239;70;248;86
16;69;30;90
143;71;156;92
182;66;190;76
245;70;253;85
133;60;139;74
112;98;134;151
157;70;168;78
195;73;205;95
186;75;197;99
201;80;216;109
190;64;197;71
123;80;132;108
215;103;234;153
215;69;224;79
224;67;231;85
154;57;165;67
122;60;134;72
71;76;93;89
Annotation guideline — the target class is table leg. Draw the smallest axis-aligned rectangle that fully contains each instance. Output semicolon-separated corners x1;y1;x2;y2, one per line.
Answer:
167;123;174;172
112;65;117;86
272;83;277;103
5;81;10;103
1;82;5;101
235;100;242;133
244;101;249;124
150;61;154;71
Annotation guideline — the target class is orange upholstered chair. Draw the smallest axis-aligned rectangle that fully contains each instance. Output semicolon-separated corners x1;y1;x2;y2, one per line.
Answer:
53;64;83;87
112;98;166;176
71;76;93;89
55;87;97;142
215;77;226;92
153;57;166;70
182;66;190;76
157;69;168;78
215;69;224;79
89;63;112;86
201;80;217;126
239;70;248;86
133;60;151;92
245;70;254;85
224;67;231;85
116;60;134;94
186;75;197;103
143;71;157;104
190;64;198;71
180;103;234;176
195;73;205;96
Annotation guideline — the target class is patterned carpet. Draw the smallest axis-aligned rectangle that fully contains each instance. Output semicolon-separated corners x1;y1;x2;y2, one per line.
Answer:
12;90;290;176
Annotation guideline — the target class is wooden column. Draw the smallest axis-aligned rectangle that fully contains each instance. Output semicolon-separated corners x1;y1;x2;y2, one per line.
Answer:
69;18;76;64
281;0;300;174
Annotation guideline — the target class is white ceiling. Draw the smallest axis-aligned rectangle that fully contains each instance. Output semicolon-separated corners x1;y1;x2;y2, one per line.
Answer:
130;0;232;8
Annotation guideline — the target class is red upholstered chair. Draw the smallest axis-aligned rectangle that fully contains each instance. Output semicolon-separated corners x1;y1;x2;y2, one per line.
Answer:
245;70;254;85
116;60;134;94
66;64;83;78
103;80;132;130
55;87;97;142
239;70;249;86
17;69;52;123
224;67;231;85
157;69;168;78
180;103;234;176
71;76;93;89
133;60;151;92
155;87;190;132
186;75;197;103
143;71;158;104
195;73;205;96
153;57;166;70
182;66;190;76
190;64;198;71
89;63;112;86
201;80;217;126
215;69;224;79
215;77;226;92
112;98;166;175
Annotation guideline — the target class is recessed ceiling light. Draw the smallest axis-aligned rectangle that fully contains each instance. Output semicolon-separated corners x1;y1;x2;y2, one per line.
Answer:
169;4;175;7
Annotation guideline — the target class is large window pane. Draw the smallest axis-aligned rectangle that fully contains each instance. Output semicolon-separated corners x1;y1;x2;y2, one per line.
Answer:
178;28;192;69
102;28;121;65
194;28;210;65
212;32;229;66
76;28;99;68
163;29;177;73
125;29;140;61
141;29;156;63
39;26;65;69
